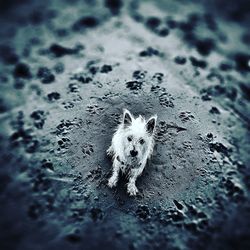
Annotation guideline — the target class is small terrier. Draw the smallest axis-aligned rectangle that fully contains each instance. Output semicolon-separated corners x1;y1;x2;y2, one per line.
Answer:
107;109;157;196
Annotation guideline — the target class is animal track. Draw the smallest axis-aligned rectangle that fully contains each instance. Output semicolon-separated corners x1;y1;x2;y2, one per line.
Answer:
54;118;83;135
182;140;193;150
220;177;245;202
47;92;60;101
53;62;65;74
139;47;162;57
86;104;104;115
126;80;143;91
62;101;74;109
133;70;146;80
86;166;102;180
57;137;71;150
81;144;94;157
10;111;24;130
70;72;92;84
101;92;119;100
151;85;161;94
90;208;103;221
72;95;83;103
30;110;47;129
151;85;174;108
155;121;170;142
100;64;112;73
159;92;174;108
68;83;79;93
179;111;195;122
41;159;54;171
155;202;209;233
152;72;164;84
37;67;55;84
136;205;150;221
110;113;120;124
156;121;186;142
10;128;39;153
32;169;51;192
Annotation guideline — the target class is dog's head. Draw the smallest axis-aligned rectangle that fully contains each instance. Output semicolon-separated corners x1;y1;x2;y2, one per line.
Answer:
121;109;157;163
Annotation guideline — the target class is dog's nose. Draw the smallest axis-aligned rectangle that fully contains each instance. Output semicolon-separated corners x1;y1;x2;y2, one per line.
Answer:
130;150;138;157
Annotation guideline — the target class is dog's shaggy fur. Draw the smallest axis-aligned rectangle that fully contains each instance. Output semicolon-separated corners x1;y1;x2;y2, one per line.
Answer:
107;109;157;196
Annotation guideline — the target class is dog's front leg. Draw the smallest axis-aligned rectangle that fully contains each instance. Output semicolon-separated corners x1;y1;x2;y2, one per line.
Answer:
108;157;120;188
127;169;142;196
127;159;148;196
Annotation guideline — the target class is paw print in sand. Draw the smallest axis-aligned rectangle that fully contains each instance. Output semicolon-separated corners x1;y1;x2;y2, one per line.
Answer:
126;81;143;91
68;83;79;93
155;121;186;142
179;111;195;122
58;137;71;150
30;110;47;129
159;92;174;108
133;70;147;80
81;144;94;157
62;101;74;109
110;113;121;124
86;104;104;115
151;85;174;108
152;72;164;84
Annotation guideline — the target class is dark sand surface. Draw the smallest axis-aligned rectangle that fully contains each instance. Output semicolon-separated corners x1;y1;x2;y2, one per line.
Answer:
0;0;250;249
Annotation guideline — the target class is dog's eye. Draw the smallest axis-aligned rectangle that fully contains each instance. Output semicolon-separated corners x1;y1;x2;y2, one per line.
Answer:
139;139;145;145
127;136;132;142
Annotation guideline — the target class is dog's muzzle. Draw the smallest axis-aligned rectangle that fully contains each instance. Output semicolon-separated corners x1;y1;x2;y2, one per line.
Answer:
130;150;138;157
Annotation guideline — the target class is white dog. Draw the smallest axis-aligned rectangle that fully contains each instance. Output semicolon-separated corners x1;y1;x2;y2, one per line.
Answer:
107;109;157;196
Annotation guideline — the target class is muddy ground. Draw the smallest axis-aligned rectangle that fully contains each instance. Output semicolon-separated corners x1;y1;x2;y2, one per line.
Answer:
0;0;250;249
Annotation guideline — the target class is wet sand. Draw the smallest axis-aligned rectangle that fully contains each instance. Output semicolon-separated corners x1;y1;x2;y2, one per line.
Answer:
0;0;250;249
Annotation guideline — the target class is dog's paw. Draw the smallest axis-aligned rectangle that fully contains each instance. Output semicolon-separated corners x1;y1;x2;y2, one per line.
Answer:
106;146;113;156
127;183;138;196
108;176;117;188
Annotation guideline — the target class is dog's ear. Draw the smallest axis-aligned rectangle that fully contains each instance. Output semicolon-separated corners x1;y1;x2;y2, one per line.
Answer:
123;109;133;126
146;115;157;134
